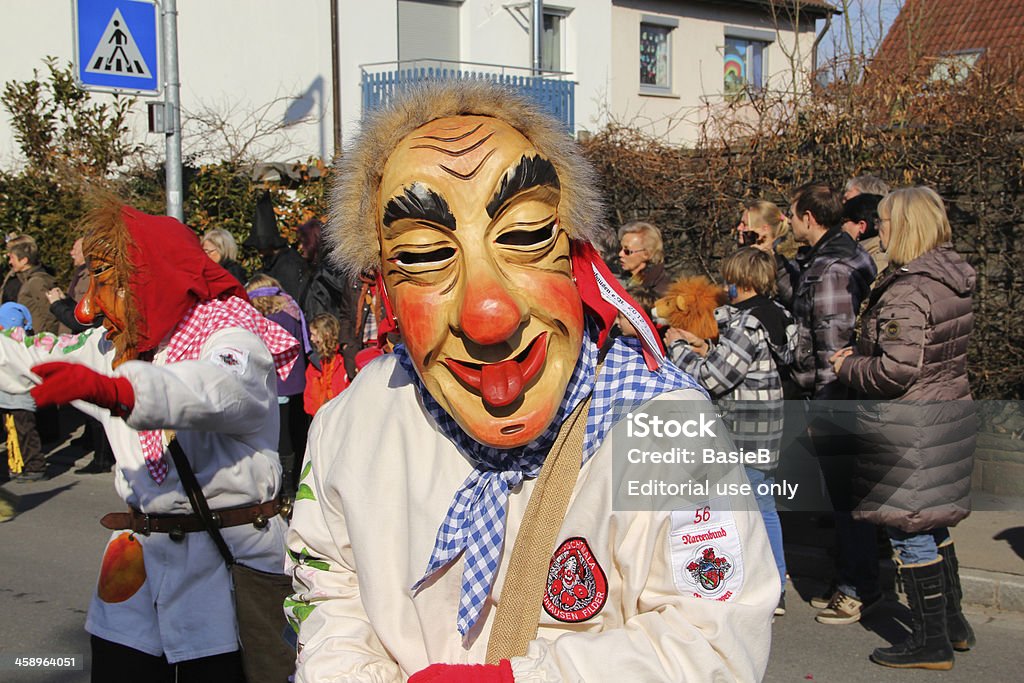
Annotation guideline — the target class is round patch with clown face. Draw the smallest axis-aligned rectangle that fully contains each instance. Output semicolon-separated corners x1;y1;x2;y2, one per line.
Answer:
543;537;607;623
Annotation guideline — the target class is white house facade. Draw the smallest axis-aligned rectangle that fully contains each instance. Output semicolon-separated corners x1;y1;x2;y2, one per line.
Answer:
0;0;832;168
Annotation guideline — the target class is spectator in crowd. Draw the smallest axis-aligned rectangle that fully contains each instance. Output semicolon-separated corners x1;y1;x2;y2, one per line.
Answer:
787;182;880;626
247;274;309;497
46;237;92;334
286;80;777;682
843;174;890;201
44;237;114;474
618;221;672;310
202;228;248;286
296;218;350;327
2;232;25;303
244;191;310;302
333;268;388;380
6;234;59;457
1;383;36;482
666;247;797;619
303;313;348;416
789;183;877;400
297;217;323;267
736;199;800;306
0;196;298;681
296;217;382;381
831;186;976;670
7;234;59;334
840;193;889;275
0;302;42;482
596;229;626;279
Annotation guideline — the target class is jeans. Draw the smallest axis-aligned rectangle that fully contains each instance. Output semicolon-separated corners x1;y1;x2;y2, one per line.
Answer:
745;466;786;592
833;513;880;600
809;405;880;601
887;526;950;565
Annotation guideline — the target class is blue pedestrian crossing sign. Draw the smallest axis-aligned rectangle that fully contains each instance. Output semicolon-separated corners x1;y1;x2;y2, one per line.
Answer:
74;0;160;95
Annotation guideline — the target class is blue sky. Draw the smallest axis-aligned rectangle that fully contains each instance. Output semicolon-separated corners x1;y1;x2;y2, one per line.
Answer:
818;0;904;62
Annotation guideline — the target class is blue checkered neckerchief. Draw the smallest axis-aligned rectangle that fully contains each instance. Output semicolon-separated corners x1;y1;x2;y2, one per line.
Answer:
399;325;706;637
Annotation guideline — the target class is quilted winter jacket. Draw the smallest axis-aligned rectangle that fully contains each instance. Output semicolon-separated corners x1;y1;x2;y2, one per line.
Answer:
838;244;976;532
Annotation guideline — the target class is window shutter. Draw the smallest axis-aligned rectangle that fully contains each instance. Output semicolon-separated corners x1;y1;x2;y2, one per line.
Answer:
398;0;460;64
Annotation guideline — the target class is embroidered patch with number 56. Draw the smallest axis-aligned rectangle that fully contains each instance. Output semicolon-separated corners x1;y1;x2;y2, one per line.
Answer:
668;497;745;600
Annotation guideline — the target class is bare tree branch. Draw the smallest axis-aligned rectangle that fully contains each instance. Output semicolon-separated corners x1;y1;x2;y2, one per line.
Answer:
181;92;321;165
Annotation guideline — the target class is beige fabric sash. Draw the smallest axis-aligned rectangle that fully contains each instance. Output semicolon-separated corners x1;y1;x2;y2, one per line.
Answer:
485;394;592;664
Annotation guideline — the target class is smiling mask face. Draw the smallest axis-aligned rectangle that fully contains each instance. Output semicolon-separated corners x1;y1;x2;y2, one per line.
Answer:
378;115;584;448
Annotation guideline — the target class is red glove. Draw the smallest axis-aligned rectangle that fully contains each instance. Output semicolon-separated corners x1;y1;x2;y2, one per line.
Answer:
409;660;514;683
30;362;135;417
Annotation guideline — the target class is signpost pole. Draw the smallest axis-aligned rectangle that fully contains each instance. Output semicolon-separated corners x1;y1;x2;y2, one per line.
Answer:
330;0;342;156
162;0;183;221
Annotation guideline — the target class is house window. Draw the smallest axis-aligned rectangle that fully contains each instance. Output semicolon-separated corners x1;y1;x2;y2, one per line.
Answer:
724;36;767;95
928;51;982;83
640;16;677;92
398;0;461;65
541;10;567;72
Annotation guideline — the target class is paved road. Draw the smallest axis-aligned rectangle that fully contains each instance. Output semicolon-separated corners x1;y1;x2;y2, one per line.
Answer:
1;439;110;683
2;442;1022;682
767;580;1024;682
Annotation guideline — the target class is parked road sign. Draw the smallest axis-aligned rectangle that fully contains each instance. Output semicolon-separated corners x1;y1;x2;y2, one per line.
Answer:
73;0;160;95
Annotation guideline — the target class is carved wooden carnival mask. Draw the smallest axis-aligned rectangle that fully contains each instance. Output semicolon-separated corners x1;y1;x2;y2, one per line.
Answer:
77;252;135;367
378;115;584;448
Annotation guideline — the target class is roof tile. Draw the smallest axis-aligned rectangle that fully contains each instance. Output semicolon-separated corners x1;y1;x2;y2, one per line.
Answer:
874;0;1024;76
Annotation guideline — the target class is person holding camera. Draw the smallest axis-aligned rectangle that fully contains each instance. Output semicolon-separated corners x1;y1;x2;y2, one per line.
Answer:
735;200;800;307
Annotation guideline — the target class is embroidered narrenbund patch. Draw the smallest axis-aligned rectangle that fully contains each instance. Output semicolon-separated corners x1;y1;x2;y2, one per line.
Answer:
883;320;901;339
543;537;608;623
670;498;744;600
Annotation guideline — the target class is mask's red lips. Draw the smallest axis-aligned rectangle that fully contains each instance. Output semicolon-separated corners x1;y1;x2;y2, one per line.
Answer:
444;332;548;408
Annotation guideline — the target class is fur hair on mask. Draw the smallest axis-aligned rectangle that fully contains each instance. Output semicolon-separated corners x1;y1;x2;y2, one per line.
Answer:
327;79;606;279
653;275;726;342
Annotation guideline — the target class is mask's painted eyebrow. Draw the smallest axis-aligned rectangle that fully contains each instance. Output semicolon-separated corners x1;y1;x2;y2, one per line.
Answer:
486;155;560;218
383;183;457;231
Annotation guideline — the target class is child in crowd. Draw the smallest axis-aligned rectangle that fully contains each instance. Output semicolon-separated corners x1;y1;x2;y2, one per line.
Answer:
304;313;349;416
665;247;797;616
0;302;40;482
246;274;309;496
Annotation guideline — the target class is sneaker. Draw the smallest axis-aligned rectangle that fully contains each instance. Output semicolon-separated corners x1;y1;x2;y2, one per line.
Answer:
14;471;46;483
774;592;786;616
815;590;868;625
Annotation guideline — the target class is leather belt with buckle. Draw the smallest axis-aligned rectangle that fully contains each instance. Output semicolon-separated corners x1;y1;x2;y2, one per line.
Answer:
101;499;282;541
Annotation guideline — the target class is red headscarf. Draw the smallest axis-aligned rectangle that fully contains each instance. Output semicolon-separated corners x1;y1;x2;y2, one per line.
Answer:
119;206;248;353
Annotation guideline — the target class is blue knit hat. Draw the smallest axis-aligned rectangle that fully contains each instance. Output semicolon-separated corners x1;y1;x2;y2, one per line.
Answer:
0;302;33;331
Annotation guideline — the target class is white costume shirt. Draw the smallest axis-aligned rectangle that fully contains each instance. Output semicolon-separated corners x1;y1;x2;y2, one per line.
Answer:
287;355;777;682
0;326;286;663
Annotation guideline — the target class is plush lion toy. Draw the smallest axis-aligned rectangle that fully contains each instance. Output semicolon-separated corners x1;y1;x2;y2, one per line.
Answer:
652;275;726;342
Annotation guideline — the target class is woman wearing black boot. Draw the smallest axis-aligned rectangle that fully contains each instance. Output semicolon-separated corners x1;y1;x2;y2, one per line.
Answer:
830;186;976;670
